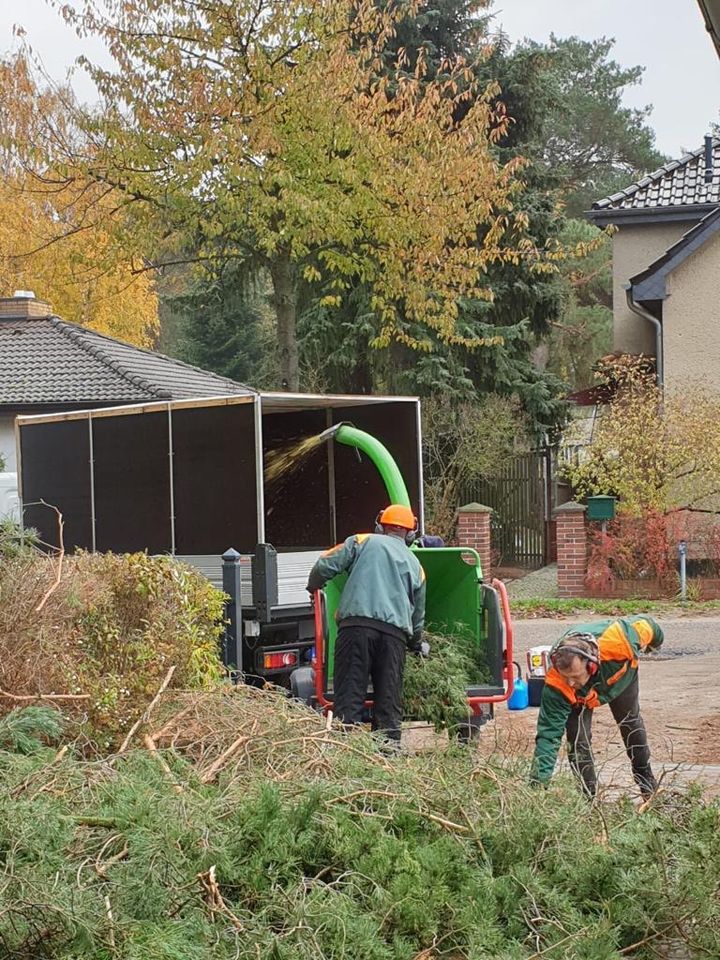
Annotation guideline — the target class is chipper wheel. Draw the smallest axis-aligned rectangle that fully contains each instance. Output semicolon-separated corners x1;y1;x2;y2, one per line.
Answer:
289;666;316;707
453;714;486;745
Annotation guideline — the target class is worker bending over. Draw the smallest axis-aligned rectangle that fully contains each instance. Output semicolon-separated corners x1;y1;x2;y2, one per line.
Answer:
531;616;663;799
306;504;426;743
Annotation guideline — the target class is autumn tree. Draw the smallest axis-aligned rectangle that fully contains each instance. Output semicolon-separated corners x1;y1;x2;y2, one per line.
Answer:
292;7;572;428
0;55;159;346
40;0;555;390
563;358;720;516
166;24;667;401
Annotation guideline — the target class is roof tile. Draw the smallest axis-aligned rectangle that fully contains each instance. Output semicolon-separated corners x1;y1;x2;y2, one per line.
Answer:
0;316;255;405
593;138;720;211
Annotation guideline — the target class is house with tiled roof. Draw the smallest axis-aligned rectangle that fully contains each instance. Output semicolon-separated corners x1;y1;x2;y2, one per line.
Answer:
697;0;720;57
0;292;255;475
587;136;720;390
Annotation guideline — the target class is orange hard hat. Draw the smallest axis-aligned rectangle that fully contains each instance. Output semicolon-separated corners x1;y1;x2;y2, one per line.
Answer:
378;504;417;530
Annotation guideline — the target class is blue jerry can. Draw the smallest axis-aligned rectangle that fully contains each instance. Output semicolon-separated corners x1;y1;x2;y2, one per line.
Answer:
507;661;529;710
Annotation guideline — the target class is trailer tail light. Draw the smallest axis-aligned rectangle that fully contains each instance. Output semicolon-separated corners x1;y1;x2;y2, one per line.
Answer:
263;651;298;671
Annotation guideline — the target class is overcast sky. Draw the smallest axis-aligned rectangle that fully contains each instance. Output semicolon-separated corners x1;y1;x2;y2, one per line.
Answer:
2;0;719;160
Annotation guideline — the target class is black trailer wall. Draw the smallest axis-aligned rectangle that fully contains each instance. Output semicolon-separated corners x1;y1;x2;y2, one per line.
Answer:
93;411;171;553
20;418;93;552
332;402;421;542
262;409;331;549
172;402;258;554
19;399;260;556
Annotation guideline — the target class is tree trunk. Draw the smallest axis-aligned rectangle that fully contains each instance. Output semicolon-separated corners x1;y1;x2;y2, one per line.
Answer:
532;341;549;371
270;249;299;391
347;355;373;394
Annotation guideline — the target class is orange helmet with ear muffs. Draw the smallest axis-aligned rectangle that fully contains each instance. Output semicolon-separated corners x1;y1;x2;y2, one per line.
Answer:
375;504;418;545
550;633;600;676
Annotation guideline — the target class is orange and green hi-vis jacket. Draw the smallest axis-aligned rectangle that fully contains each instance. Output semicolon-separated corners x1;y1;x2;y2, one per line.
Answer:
531;616;663;784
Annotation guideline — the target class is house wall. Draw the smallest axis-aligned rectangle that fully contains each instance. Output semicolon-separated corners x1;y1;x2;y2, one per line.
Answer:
0;414;16;471
663;229;720;390
612;222;691;355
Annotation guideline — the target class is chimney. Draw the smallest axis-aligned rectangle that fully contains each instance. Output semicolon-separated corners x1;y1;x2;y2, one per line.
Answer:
705;134;714;184
0;291;53;320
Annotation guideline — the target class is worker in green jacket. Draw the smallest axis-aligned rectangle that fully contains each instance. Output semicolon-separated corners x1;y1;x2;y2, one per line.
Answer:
306;504;426;742
530;616;663;799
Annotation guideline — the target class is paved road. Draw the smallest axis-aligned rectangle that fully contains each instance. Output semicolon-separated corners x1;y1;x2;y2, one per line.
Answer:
512;614;720;656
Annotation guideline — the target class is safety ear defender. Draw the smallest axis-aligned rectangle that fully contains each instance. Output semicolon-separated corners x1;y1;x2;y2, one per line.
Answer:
374;513;418;546
550;637;600;676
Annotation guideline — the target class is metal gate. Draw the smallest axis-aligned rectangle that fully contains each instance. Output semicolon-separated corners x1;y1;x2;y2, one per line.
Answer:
461;449;551;569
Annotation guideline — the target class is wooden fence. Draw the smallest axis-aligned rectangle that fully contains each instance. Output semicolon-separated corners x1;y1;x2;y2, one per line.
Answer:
460;449;552;569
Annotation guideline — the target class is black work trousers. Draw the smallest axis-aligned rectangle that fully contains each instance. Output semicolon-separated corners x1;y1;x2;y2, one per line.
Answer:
333;624;406;742
565;676;657;799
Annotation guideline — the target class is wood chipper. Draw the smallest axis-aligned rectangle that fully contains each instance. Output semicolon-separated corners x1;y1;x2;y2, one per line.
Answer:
290;422;515;739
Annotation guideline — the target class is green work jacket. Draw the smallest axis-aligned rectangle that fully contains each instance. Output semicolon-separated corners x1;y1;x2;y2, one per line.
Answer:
307;532;426;643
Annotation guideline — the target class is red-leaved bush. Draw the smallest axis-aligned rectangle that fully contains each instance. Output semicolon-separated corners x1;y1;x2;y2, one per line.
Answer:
586;509;691;595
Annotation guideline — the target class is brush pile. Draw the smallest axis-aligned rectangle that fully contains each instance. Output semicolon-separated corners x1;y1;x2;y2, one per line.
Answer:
2;553;719;958
1;690;718;960
403;630;491;730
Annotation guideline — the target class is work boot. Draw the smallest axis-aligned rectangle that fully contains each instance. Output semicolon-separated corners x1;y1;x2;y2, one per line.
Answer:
374;732;403;757
635;766;658;799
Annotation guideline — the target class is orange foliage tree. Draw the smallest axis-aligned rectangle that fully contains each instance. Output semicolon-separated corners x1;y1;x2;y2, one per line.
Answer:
0;55;158;346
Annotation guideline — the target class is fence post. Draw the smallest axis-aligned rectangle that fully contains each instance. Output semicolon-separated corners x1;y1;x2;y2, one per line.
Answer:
678;540;687;602
456;503;493;580
543;445;554;564
222;547;243;677
554;502;588;598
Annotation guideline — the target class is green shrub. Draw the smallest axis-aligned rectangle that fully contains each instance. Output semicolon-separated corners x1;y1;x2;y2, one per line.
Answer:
0;517;39;558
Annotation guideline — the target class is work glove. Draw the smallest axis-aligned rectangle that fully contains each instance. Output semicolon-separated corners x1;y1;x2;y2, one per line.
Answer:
409;637;430;658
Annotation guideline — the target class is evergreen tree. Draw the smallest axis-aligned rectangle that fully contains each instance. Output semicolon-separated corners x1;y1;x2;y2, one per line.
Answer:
517;35;667;217
169;264;278;388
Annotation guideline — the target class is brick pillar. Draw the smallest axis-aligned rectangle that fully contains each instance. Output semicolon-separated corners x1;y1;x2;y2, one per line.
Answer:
456;503;493;580
554;502;588;598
